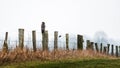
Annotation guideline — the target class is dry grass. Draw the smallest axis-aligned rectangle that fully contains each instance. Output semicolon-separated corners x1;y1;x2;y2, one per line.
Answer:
0;48;116;65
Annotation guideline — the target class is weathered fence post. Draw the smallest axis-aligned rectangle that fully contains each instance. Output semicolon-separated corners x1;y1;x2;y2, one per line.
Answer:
45;30;48;50
77;35;83;50
116;46;118;57
42;30;45;51
103;46;107;54
2;32;8;53
32;30;36;52
90;42;94;50
86;40;94;50
86;40;91;50
54;31;58;50
100;43;103;53
95;43;99;52
42;30;48;51
19;29;24;50
66;33;69;50
119;46;120;55
107;44;110;55
111;45;114;56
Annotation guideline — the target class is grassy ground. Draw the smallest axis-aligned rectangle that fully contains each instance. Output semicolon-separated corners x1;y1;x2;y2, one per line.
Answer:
1;59;120;68
0;49;119;68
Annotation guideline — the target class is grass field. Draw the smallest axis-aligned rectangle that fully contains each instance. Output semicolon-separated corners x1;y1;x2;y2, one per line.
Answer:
1;59;120;68
0;48;119;68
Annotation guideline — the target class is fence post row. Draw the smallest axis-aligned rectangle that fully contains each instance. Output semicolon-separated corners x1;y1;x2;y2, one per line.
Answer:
1;29;120;57
19;29;24;50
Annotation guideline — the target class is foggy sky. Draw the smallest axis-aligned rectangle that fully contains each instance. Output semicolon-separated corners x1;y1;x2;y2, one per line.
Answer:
0;0;120;39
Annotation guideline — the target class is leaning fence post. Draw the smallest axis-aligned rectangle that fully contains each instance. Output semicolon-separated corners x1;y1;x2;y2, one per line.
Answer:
54;31;58;50
77;35;83;50
19;29;24;50
66;33;69;50
111;45;114;56
32;30;36;52
2;32;8;53
116;46;118;57
95;43;99;52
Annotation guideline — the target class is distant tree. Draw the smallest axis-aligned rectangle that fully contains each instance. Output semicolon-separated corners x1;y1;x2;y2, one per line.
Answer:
94;31;108;45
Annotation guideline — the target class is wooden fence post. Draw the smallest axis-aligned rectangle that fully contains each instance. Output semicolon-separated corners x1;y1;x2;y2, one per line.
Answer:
90;42;94;50
32;30;36;52
77;35;83;50
42;30;48;51
45;30;48;50
116;46;118;57
2;32;8;53
119;46;120;55
107;44;110;55
103;46;107;54
66;33;69;50
111;45;114;56
42;30;45;51
54;31;58;50
86;40;91;50
95;43;99;52
100;43;103;53
87;40;94;50
19;29;24;50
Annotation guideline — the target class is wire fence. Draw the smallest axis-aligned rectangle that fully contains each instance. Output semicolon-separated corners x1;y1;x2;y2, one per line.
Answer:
0;40;77;51
0;31;78;51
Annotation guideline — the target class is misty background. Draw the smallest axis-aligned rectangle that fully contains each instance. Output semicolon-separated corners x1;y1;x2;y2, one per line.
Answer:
0;0;120;51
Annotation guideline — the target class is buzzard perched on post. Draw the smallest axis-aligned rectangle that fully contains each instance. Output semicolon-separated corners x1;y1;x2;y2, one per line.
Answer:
41;22;45;34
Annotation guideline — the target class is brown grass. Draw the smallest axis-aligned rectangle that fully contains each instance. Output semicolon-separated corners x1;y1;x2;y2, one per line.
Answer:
0;48;116;65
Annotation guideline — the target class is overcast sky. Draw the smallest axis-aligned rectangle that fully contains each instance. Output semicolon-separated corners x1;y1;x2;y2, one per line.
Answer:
0;0;120;39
